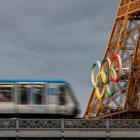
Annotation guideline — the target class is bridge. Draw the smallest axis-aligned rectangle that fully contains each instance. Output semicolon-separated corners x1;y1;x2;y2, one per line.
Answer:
0;118;139;139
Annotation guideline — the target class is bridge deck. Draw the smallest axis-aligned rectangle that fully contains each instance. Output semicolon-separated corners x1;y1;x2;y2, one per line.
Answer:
0;119;139;138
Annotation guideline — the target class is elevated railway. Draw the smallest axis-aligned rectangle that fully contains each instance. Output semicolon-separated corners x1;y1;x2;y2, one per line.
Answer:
0;118;140;139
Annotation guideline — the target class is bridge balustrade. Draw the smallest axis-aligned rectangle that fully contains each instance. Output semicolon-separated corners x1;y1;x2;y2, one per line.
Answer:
0;119;139;129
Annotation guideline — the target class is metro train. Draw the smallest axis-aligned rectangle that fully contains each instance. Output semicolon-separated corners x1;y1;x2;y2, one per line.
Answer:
0;79;80;118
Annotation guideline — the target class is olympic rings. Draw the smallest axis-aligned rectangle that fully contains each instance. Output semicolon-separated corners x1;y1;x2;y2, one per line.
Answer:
91;54;123;100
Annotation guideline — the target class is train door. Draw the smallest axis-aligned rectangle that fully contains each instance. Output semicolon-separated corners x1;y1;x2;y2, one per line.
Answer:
0;84;15;113
29;84;45;114
57;84;68;115
17;84;31;113
47;83;59;114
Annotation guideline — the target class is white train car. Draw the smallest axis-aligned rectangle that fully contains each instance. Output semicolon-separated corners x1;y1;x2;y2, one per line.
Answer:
0;79;79;118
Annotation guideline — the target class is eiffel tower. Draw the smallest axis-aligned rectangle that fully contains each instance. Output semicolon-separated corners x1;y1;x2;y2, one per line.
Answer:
84;0;140;119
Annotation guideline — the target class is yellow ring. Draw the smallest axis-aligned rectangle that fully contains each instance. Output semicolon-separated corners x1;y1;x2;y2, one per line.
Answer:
95;85;106;100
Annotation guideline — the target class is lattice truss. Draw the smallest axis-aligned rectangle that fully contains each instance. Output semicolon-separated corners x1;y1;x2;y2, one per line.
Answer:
84;0;140;119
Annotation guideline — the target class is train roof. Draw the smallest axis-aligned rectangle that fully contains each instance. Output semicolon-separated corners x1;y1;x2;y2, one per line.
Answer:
0;79;68;83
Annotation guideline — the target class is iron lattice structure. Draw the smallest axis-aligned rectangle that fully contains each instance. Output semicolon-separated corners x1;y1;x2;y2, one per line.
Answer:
84;0;140;119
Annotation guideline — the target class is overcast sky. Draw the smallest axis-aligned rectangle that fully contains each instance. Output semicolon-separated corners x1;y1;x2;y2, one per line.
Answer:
0;0;118;114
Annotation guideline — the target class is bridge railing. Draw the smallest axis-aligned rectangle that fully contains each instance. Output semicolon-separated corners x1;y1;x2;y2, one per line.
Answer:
0;119;140;129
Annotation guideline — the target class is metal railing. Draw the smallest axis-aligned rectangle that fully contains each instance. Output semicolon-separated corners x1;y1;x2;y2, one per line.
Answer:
0;119;140;129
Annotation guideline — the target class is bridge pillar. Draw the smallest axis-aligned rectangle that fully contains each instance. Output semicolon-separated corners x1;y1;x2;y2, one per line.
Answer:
106;119;110;140
16;119;19;140
61;118;64;140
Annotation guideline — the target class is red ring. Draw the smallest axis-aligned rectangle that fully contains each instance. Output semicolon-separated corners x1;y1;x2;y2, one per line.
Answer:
110;54;122;82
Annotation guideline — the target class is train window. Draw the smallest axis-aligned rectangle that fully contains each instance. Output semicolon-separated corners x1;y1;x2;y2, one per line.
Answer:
18;85;30;105
48;88;57;96
0;85;13;102
32;85;44;104
58;86;66;105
